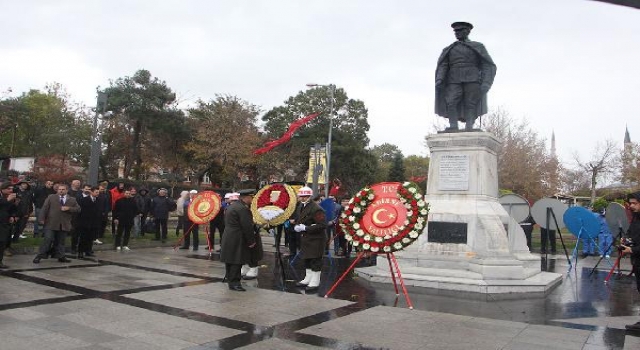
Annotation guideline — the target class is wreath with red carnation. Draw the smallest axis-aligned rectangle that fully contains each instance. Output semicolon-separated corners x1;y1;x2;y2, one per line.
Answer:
340;182;429;253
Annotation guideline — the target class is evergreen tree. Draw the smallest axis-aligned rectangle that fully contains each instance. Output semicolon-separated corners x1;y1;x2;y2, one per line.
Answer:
388;152;405;182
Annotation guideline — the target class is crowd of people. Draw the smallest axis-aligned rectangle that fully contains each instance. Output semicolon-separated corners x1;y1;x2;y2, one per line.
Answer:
0;179;204;268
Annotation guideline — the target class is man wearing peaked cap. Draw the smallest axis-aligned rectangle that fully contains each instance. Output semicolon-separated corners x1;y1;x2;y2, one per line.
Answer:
238;189;256;196
220;188;256;291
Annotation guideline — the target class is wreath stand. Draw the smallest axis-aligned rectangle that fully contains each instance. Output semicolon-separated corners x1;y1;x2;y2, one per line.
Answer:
605;250;635;283
324;251;414;310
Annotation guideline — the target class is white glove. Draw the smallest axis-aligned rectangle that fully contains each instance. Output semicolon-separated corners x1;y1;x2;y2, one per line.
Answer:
294;224;307;232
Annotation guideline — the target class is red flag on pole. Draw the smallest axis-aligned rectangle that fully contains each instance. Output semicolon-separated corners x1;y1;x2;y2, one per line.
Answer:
253;112;320;155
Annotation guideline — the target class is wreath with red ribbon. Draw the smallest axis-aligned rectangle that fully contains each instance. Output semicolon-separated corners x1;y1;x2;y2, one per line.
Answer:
251;183;297;226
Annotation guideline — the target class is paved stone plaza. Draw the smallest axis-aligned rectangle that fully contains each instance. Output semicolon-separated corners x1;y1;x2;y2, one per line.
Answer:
1;242;639;349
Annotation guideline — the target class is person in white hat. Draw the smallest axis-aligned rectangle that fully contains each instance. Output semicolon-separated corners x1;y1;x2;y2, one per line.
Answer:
175;190;189;237
294;186;327;292
180;190;200;250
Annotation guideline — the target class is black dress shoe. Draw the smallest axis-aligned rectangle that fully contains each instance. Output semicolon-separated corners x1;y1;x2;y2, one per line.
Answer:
228;285;246;292
0;263;8;269
626;322;640;331
33;256;41;264
58;257;72;263
77;253;84;259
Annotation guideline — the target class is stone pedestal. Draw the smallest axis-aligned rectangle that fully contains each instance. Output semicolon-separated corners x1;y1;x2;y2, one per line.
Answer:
357;132;562;299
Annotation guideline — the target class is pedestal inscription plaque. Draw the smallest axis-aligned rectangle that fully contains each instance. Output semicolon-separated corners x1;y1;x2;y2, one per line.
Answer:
427;221;468;244
438;154;469;191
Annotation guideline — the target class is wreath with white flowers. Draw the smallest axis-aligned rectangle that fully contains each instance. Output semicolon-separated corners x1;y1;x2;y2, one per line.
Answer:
340;182;429;253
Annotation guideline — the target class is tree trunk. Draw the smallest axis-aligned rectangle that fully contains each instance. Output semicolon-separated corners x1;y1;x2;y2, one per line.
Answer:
590;171;597;205
131;120;143;180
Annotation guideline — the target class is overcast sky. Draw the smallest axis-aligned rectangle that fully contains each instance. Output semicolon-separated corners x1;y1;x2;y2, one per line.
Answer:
2;0;639;166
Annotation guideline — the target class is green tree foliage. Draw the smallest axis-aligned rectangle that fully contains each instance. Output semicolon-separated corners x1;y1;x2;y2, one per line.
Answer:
388;152;405;182
371;143;401;183
102;69;183;180
186;95;261;188
404;155;429;188
0;84;92;165
260;86;375;193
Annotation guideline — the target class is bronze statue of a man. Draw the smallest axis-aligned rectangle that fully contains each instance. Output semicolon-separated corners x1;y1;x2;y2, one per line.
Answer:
435;22;496;132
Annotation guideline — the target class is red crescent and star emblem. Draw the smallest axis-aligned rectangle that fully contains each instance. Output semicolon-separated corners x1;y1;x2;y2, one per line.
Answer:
361;183;407;237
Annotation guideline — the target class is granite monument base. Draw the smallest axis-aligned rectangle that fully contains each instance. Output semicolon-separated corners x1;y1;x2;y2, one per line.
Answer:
357;132;562;298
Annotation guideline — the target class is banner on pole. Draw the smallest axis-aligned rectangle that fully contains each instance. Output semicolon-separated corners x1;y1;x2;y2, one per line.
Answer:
306;146;327;184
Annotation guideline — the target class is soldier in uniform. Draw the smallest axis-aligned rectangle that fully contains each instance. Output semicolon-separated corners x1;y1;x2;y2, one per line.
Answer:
435;22;496;132
220;189;257;291
294;186;327;291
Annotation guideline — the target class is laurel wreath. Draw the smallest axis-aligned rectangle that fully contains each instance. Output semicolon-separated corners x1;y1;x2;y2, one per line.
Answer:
340;182;429;253
251;183;297;226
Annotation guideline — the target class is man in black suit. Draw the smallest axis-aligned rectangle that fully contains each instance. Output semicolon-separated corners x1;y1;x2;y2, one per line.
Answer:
76;186;101;259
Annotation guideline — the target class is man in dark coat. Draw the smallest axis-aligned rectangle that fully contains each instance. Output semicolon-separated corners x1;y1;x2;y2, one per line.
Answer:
294;186;327;291
113;189;138;251
149;188;176;243
0;182;17;268
97;181;111;241
135;188;151;236
10;180;33;243
33;183;81;264
220;189;257;291
435;22;496;132
76;186;101;259
623;191;640;332
33;180;55;237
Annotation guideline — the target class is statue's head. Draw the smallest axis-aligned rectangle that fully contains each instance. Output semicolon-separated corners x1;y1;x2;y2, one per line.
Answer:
451;22;473;41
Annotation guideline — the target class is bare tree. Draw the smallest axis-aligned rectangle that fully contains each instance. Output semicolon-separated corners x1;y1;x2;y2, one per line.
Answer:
484;109;560;201
573;140;619;204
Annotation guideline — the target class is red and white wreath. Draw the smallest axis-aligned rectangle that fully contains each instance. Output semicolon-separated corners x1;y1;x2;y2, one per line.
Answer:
340;182;429;253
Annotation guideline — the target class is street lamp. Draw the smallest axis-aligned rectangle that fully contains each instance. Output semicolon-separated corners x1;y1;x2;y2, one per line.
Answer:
88;91;109;186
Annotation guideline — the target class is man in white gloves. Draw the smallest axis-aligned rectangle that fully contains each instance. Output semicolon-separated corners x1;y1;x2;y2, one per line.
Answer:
293;187;327;292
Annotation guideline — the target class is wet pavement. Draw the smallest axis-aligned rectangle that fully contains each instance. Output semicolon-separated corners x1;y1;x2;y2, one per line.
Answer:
1;240;639;349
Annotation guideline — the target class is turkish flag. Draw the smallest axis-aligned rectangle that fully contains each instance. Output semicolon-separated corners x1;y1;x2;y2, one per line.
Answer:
253;112;320;155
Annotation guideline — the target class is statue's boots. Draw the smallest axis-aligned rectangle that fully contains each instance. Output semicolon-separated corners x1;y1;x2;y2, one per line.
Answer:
465;115;475;131
445;115;459;132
